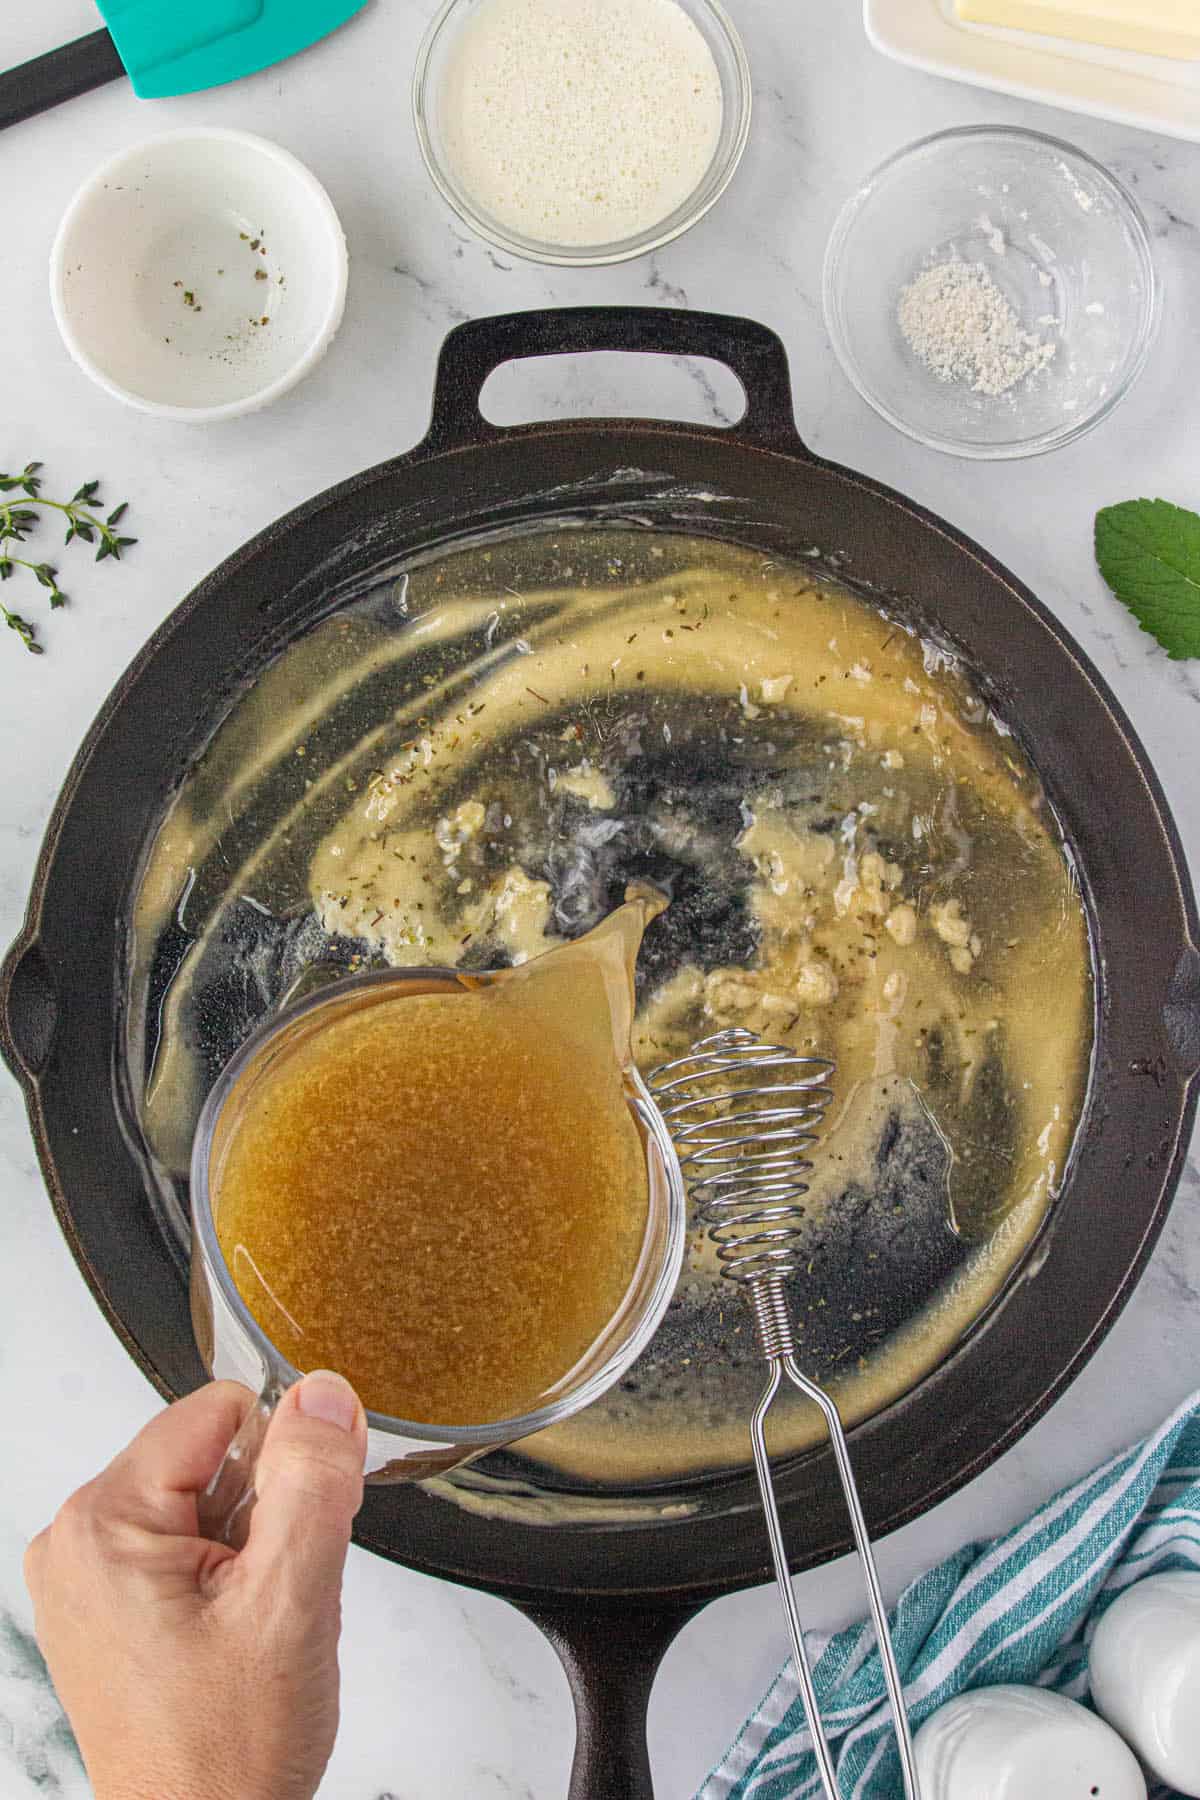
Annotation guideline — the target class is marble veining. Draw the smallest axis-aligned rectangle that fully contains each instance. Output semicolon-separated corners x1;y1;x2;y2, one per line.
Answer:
1;0;1198;1794
0;1609;83;1793
390;259;472;328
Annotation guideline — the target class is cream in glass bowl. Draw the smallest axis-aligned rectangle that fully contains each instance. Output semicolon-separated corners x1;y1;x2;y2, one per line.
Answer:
413;0;751;266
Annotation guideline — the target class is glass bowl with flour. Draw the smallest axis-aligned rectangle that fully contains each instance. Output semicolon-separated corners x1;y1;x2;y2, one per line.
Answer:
413;0;750;264
822;126;1159;460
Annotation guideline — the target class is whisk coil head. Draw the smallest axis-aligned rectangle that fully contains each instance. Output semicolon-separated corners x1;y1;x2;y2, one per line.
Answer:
647;1027;922;1800
648;1027;834;1285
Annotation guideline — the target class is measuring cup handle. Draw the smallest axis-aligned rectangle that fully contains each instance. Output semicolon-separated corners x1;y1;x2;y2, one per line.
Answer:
196;1379;283;1549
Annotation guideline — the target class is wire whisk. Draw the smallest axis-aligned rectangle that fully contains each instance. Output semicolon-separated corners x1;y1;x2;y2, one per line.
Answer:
649;1027;921;1800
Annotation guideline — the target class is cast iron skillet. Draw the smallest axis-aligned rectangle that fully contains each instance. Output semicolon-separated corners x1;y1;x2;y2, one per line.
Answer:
3;310;1199;1798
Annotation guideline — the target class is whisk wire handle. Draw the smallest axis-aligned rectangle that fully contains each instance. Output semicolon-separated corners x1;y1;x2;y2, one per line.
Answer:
649;1029;921;1800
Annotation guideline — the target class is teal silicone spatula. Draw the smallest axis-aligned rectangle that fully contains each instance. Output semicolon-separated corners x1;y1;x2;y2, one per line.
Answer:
0;0;370;131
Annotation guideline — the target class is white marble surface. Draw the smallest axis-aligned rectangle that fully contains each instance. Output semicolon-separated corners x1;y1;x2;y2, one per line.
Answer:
2;2;1199;1795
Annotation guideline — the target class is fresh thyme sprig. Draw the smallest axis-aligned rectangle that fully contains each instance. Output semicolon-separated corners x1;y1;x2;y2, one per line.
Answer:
0;461;136;655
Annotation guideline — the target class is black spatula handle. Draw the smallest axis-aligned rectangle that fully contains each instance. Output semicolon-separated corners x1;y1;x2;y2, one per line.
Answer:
0;29;125;132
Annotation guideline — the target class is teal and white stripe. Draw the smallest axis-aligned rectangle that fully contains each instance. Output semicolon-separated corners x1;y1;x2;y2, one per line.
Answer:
698;1389;1200;1800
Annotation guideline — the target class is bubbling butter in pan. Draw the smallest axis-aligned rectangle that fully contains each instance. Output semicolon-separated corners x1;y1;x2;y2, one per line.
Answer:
130;530;1092;1491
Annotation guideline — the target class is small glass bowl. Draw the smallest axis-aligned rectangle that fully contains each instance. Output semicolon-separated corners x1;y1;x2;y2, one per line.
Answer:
412;0;751;267
822;126;1159;460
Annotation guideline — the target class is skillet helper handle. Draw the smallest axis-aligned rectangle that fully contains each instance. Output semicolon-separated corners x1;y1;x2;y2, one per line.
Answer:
424;307;806;456
0;30;125;132
196;1378;283;1550
0;937;60;1083
518;1598;697;1800
1166;945;1200;1082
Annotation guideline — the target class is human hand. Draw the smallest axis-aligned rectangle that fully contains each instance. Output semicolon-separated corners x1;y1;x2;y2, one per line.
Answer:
24;1372;367;1800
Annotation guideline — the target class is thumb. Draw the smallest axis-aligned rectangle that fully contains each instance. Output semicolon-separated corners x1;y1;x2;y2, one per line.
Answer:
243;1370;367;1601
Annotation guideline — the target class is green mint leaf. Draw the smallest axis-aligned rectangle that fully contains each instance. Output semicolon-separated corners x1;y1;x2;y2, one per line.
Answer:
106;502;128;526
1095;499;1200;661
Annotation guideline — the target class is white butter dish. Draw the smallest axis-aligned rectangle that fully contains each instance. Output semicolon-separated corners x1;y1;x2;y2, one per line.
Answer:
865;0;1200;146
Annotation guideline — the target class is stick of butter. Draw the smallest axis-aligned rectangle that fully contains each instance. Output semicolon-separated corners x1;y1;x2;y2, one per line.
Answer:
954;0;1200;60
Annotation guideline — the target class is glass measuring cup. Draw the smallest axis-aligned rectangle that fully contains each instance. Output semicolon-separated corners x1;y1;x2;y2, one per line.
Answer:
190;964;687;1545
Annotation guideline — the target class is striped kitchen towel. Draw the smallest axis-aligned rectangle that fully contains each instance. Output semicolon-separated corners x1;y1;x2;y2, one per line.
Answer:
698;1388;1200;1800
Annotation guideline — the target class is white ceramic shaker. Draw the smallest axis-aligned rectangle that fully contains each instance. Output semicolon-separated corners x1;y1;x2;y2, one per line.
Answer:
913;1683;1146;1799
1090;1571;1200;1795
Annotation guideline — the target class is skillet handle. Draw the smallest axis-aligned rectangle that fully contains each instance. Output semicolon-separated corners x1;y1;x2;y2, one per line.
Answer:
423;307;809;457
0;936;59;1083
515;1596;700;1799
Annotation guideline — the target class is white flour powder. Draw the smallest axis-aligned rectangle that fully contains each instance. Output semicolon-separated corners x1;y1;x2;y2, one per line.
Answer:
439;0;723;248
898;257;1057;398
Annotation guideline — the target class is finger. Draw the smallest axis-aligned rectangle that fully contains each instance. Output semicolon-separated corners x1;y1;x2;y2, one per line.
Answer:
22;1528;49;1600
243;1371;366;1604
94;1382;258;1533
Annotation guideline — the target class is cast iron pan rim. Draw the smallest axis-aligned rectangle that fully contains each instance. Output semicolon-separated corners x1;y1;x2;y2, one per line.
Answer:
3;374;1197;1599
